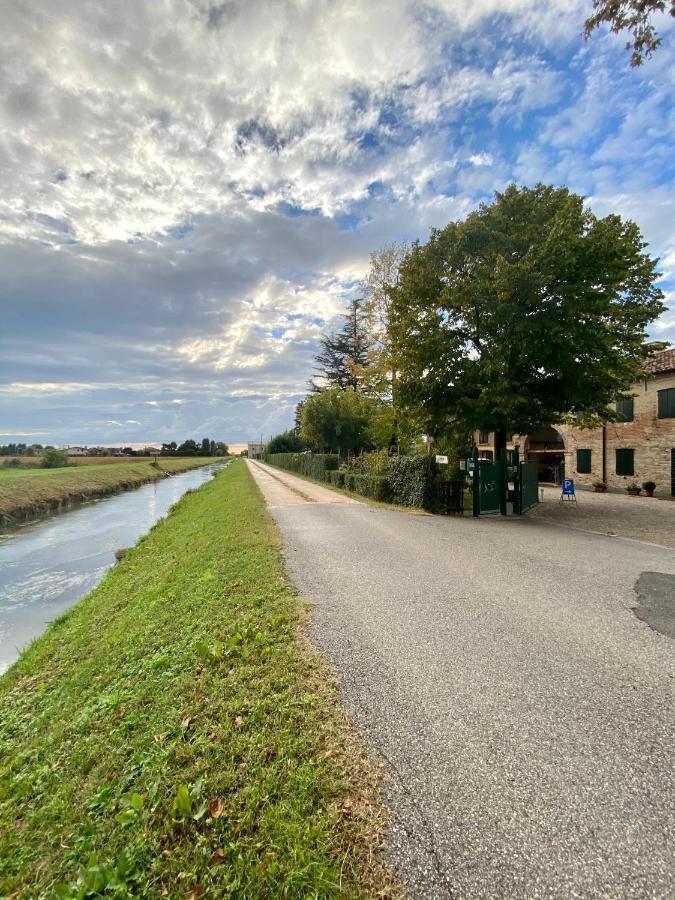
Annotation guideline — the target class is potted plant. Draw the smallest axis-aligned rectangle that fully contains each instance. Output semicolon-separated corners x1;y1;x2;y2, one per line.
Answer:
592;481;607;493
642;480;656;497
626;482;641;496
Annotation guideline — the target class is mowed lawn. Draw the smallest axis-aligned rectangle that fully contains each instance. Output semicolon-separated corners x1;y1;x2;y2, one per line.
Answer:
0;460;393;898
0;459;216;522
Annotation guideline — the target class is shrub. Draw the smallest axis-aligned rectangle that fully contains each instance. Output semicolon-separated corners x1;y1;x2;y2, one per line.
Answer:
349;474;391;501
264;452;338;481
42;448;69;468
387;455;439;510
2;457;23;468
327;470;345;488
347;450;390;476
642;480;656;492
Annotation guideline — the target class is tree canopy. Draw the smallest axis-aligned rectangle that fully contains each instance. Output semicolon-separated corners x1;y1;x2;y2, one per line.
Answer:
266;430;305;454
584;0;675;65
300;387;381;454
389;183;665;451
312;297;371;391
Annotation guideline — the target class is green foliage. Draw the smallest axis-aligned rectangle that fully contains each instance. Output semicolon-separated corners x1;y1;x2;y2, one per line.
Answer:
348;449;390;476
387;455;439;510
327;470;345;488
390;183;665;443
266;430;305;454
264;452;338;480
300;387;381;454
584;0;675;66
0;462;393;898
42;448;69;468
312;297;371;392
343;473;391;501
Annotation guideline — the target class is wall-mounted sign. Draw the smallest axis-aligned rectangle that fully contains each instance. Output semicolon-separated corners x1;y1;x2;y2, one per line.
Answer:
435;455;449;464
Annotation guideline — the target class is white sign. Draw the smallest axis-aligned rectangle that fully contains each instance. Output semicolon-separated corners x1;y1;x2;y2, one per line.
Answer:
435;455;449;464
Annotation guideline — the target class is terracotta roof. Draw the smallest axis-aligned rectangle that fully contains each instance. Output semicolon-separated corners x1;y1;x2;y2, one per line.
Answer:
644;348;675;375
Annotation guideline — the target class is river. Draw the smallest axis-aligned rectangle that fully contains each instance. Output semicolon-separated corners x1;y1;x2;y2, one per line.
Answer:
0;462;228;675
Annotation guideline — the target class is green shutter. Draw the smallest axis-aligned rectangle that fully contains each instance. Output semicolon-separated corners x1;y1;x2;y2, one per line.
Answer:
616;448;634;476
658;389;675;419
616;399;634;422
577;449;592;473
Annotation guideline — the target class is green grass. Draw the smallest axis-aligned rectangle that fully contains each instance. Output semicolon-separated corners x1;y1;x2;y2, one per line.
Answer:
0;459;218;524
0;461;394;899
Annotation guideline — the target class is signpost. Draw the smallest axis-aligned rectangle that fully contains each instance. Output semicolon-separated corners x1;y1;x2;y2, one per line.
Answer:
560;478;577;504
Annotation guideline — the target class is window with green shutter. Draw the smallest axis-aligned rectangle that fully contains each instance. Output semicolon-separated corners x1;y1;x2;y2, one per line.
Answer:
616;398;634;422
577;449;592;473
657;388;675;419
615;448;634;476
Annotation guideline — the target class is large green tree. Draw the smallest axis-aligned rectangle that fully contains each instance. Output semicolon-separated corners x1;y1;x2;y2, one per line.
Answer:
389;184;665;456
312;298;371;391
300;387;379;454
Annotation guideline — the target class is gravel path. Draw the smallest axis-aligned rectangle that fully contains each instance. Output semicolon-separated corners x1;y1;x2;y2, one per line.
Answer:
247;461;675;899
529;485;675;548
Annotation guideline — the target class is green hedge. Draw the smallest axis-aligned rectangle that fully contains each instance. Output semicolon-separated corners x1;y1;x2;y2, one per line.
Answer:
263;452;338;481
387;455;439;510
342;473;391;501
327;470;345;488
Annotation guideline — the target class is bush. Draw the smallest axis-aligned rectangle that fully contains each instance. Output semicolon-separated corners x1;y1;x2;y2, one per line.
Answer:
347;450;390;476
387;455;439;510
264;452;338;481
350;474;391;501
327;470;345;488
2;457;23;468
42;448;69;468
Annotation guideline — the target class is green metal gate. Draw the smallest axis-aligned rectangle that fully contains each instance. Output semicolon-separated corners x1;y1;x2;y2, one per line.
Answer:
471;447;540;517
472;458;503;516
518;461;539;513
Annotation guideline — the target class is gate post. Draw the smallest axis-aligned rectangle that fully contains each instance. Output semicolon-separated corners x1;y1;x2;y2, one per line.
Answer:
512;447;521;515
499;448;508;517
472;448;480;518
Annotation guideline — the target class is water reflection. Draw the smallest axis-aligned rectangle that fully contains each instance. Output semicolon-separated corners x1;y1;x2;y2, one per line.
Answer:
0;463;227;675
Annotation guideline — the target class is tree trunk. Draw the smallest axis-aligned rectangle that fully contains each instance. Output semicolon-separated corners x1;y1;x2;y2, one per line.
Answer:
494;425;507;460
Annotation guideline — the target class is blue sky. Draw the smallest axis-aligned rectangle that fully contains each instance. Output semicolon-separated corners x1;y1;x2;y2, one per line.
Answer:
1;0;673;445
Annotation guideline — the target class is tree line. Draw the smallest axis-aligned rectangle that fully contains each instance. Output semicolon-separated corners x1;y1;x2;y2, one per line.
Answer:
267;183;665;461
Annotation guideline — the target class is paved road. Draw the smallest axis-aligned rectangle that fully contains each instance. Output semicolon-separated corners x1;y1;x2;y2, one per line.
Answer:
529;485;675;549
247;461;675;899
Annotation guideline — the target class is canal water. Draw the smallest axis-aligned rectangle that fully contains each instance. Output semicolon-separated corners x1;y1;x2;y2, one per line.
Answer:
0;462;228;675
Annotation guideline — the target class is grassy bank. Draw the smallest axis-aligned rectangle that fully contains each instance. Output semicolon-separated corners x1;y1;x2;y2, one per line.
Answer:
0;460;394;898
0;458;218;525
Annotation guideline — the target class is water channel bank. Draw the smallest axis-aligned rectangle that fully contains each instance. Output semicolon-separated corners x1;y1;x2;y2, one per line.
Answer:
0;461;228;674
0;460;392;898
0;457;218;527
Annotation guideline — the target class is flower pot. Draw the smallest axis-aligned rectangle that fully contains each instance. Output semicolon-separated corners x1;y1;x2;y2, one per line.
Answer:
628;491;641;496
644;489;654;497
594;487;606;493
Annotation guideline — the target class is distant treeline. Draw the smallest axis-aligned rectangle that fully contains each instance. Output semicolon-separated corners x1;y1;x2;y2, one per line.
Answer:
1;439;229;457
160;439;229;457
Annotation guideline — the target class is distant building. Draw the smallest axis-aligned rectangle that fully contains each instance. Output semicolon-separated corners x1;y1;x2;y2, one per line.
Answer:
247;441;265;460
474;349;675;496
143;446;160;456
66;446;88;456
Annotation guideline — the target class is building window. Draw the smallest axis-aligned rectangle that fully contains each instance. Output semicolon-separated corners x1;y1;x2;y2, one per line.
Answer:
479;450;494;461
616;399;634;422
577;449;592;473
479;430;489;445
657;388;675;419
615;448;634;477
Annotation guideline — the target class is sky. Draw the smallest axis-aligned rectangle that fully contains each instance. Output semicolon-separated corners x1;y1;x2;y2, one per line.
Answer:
1;0;673;446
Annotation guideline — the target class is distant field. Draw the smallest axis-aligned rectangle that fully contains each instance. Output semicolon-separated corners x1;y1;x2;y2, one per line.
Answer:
0;458;218;524
1;455;191;467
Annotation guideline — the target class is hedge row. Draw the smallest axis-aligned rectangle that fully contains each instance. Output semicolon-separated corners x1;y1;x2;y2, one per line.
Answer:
263;452;338;481
328;470;391;501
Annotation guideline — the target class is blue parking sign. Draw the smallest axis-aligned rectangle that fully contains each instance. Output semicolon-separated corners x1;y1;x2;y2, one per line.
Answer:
562;479;575;495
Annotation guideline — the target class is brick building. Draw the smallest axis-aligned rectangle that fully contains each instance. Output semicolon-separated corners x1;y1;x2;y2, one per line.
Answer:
475;349;675;497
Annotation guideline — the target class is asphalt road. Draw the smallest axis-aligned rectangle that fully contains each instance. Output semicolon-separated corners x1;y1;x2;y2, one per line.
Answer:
247;462;675;899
